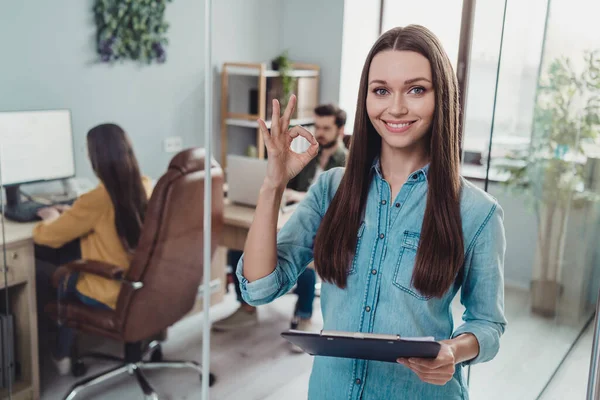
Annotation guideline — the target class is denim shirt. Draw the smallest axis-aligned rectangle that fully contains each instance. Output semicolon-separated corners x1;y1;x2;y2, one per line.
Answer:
237;162;507;400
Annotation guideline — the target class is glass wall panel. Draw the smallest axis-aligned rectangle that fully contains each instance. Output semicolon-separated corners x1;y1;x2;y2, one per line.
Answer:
464;0;600;398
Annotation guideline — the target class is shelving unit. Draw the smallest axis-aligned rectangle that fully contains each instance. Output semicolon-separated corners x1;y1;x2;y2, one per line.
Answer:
220;62;320;170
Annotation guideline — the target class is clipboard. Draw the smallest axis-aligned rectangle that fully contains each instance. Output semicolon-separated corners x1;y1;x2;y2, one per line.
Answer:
281;330;441;363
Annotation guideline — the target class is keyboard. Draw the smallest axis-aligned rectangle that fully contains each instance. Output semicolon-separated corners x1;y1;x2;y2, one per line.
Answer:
3;198;75;223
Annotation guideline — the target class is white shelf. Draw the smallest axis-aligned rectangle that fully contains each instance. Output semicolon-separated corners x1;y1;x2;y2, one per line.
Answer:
225;117;315;129
225;66;319;78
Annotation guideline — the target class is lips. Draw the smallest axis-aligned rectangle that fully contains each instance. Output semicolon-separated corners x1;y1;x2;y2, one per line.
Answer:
382;119;417;134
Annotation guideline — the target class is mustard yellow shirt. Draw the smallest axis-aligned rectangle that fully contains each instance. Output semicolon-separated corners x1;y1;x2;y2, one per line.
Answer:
33;177;153;309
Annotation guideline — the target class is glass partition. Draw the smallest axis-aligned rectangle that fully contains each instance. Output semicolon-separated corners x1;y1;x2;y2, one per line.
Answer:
462;0;600;398
0;1;220;398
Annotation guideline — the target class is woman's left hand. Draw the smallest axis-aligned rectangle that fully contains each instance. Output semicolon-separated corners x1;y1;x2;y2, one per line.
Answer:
397;340;456;386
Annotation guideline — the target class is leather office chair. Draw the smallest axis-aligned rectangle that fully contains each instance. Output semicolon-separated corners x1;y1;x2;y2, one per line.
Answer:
46;148;224;400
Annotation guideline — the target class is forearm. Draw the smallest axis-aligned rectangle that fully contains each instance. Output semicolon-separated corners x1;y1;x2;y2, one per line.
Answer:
242;180;284;282
446;333;480;364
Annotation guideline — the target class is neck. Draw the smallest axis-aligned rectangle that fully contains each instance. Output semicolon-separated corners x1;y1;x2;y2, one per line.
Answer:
379;143;429;186
318;142;338;168
320;141;338;154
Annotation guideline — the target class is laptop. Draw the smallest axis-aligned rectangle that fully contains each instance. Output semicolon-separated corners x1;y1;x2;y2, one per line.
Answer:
226;155;299;212
227;155;267;207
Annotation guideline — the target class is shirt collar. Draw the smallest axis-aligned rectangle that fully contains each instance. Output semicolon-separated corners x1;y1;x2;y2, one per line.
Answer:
370;156;429;182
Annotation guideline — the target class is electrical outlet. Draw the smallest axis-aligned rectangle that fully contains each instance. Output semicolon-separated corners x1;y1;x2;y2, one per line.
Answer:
164;136;183;153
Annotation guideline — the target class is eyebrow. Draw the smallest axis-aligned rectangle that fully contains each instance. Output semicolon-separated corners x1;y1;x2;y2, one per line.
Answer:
368;77;431;85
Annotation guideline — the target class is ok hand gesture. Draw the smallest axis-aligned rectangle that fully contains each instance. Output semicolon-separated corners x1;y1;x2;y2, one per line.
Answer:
258;95;319;190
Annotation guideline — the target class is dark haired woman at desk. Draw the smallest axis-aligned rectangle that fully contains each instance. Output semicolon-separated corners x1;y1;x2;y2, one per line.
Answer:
238;25;506;399
33;123;152;375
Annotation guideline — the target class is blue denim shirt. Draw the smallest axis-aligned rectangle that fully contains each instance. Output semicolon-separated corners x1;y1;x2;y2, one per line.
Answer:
237;162;507;400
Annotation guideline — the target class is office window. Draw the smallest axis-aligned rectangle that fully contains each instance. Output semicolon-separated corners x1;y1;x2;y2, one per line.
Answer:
463;0;548;174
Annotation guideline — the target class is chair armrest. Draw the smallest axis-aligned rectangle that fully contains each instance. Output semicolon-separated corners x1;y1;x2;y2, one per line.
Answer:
52;260;125;288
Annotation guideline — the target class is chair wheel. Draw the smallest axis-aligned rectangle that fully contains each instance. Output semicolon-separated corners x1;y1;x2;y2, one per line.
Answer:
72;360;87;377
200;372;216;386
150;347;163;362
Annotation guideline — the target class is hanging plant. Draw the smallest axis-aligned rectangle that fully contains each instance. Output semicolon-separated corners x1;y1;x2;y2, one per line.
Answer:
93;0;172;64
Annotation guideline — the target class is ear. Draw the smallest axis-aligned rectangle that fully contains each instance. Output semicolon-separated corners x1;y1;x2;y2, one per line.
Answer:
338;125;345;137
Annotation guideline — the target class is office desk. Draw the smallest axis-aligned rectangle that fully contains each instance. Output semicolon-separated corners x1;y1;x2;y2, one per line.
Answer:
221;200;295;251
0;220;40;400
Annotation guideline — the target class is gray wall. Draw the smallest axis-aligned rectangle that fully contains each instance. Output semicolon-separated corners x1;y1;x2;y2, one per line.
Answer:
279;0;345;104
0;0;280;181
212;0;281;162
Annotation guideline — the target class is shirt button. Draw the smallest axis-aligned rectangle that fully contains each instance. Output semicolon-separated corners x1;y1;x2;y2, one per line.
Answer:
365;306;371;312
355;378;362;385
379;233;385;239
371;269;377;275
395;203;401;208
381;199;387;205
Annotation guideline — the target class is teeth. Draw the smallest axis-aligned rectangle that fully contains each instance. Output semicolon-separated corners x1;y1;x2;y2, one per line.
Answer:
386;122;412;128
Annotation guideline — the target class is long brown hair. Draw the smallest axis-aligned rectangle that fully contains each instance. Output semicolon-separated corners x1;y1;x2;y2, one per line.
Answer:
87;123;148;252
313;25;464;298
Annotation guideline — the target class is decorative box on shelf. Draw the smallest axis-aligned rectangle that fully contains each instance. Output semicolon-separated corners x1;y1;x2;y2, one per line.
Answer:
220;62;320;170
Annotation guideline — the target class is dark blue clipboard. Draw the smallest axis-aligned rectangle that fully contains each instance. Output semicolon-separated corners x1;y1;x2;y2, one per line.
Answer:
281;330;441;363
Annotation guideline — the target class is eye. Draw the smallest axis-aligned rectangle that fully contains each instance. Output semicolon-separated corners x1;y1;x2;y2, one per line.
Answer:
373;88;389;96
409;86;426;95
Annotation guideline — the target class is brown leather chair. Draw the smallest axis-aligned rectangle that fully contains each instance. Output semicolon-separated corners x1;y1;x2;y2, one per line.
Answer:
46;148;224;400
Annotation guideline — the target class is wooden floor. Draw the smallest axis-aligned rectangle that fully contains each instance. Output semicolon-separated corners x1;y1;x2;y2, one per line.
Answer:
38;286;593;400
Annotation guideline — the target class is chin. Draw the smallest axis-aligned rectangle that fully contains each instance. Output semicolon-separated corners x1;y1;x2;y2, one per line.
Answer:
382;136;419;151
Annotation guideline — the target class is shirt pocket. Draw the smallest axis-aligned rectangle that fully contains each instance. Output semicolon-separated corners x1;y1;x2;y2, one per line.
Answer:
392;231;432;301
348;221;366;275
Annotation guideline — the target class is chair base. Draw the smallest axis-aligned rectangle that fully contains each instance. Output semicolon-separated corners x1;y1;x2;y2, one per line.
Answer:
63;341;216;400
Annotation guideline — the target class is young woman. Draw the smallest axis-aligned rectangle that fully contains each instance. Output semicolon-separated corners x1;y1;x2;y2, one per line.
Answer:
237;25;506;399
33;123;153;374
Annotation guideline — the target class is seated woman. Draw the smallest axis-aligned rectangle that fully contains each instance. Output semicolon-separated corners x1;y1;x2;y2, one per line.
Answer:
33;123;153;375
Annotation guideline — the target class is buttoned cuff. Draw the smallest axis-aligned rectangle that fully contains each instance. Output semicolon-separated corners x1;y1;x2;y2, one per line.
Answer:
236;257;283;306
452;321;501;365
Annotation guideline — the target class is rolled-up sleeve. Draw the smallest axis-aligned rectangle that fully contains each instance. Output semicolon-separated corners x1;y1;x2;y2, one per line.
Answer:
452;203;507;365
236;170;333;306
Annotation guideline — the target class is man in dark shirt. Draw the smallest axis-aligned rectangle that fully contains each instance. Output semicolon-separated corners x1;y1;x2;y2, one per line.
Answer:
213;104;347;348
284;104;348;202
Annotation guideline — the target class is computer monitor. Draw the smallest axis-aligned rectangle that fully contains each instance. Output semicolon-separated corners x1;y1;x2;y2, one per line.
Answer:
0;109;76;207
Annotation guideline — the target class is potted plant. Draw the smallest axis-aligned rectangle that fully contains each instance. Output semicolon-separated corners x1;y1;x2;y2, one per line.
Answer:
271;50;294;109
497;50;600;317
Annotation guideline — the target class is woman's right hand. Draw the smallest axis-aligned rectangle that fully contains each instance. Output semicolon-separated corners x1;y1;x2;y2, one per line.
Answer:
258;95;319;190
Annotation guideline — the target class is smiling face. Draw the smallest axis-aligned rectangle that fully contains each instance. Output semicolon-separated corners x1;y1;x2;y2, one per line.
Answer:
366;50;435;157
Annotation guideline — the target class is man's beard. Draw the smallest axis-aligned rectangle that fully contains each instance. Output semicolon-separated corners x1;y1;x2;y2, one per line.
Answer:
317;138;338;150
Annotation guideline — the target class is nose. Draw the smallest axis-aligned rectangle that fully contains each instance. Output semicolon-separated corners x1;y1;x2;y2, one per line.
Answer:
388;93;408;117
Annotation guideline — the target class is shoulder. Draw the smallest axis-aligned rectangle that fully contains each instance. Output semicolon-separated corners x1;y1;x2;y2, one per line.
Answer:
459;177;504;242
306;167;345;213
75;184;110;208
319;167;345;195
460;178;499;209
332;146;348;166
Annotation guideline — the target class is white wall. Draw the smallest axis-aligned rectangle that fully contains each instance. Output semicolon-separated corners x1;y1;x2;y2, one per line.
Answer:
338;0;381;133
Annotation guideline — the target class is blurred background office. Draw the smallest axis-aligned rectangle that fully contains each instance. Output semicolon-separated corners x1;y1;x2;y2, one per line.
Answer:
0;0;599;399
